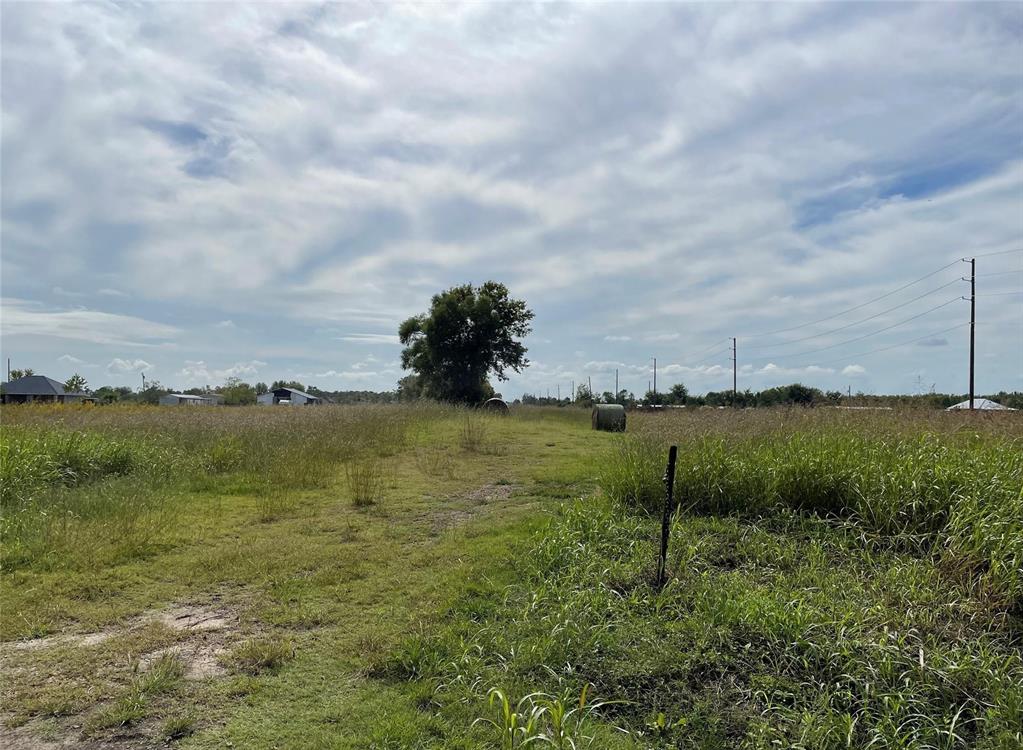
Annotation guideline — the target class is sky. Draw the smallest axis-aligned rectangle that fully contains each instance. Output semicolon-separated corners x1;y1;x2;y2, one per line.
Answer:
2;2;1022;399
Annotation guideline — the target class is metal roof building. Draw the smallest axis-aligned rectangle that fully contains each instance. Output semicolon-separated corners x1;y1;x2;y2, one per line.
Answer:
1;375;92;404
257;387;323;405
946;398;1016;411
159;393;217;406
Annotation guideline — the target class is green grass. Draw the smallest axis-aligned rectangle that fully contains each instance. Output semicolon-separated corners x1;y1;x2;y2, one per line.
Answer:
2;403;1018;749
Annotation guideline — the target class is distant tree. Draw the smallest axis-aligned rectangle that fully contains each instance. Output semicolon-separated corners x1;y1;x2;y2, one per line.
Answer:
399;281;534;404
574;383;593;406
93;386;122;403
600;390;615;404
9;368;34;380
666;383;688;405
271;380;306;392
255;382;269;395
396;374;423;401
642;390;663;406
64;373;88;393
219;377;257;406
137;380;167;405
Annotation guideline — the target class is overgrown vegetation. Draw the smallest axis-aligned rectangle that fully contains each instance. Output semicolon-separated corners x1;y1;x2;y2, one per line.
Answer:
2;403;1019;749
383;408;1022;749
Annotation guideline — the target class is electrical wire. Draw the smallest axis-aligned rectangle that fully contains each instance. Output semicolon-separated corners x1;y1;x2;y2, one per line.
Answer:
742;277;964;350
746;259;962;338
676;338;732;365
975;270;1023;278
975;292;1023;297
748;297;964;361
812;322;970;367
969;248;1023;259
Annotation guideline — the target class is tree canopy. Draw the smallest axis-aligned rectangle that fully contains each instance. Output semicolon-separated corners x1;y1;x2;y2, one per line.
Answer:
399;282;534;404
65;373;88;393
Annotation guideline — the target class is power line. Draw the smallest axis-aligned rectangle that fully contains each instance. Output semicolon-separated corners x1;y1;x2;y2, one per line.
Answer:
975;270;1023;278
677;337;732;365
748;297;964;361
813;322;970;367
746;259;962;338
970;248;1023;259
976;291;1023;297
742;276;963;350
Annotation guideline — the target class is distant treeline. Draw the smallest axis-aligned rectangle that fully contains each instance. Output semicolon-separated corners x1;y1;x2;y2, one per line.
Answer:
28;375;1022;411
522;383;1023;410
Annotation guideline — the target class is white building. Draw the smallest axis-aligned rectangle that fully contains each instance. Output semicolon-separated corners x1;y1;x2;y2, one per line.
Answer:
159;393;216;406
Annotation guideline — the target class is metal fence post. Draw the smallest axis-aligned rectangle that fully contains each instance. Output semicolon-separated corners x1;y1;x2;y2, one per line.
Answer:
656;445;678;589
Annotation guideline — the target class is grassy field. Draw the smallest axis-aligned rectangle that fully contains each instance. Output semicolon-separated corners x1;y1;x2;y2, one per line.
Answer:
1;404;1020;749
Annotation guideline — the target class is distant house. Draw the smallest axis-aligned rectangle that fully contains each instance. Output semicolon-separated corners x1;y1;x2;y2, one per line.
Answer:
159;393;216;406
0;375;93;404
257;387;323;405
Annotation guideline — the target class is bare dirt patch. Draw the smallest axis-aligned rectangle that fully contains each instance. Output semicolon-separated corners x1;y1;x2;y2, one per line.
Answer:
429;483;520;533
1;599;245;748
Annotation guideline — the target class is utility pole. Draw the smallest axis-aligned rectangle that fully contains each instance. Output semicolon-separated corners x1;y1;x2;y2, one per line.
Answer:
969;257;976;410
571;381;575;402
652;357;657;397
732;337;737;401
588;376;592;398
615;369;619;404
141;372;146;391
6;358;9;382
557;384;560;402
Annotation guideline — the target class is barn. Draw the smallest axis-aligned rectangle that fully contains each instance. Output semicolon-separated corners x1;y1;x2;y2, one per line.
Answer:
159;393;216;406
0;375;92;404
257;387;323;406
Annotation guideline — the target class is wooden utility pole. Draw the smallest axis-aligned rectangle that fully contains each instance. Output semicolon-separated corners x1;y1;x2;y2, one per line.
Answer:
652;357;657;397
732;337;737;401
615;369;619;404
969;257;976;410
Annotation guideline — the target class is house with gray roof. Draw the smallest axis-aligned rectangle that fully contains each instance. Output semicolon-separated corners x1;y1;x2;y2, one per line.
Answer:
1;375;92;404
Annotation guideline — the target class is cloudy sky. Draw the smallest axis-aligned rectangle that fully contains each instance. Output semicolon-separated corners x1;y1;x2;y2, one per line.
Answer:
2;2;1021;398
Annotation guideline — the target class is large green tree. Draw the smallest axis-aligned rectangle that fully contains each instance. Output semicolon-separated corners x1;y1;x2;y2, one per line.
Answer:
399;282;534;404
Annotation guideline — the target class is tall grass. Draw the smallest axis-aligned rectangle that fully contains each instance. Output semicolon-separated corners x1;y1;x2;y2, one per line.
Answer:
0;403;435;571
387;497;1023;748
600;409;1023;607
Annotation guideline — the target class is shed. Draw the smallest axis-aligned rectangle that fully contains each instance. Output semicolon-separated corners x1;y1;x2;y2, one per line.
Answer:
257;387;322;405
1;375;90;404
946;398;1015;411
159;393;216;406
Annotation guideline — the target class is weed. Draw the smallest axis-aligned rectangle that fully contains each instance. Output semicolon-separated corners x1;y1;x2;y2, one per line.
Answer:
225;636;295;675
161;713;197;741
346;456;384;507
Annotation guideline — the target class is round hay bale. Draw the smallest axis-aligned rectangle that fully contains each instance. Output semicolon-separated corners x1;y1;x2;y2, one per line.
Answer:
592;403;626;432
482;397;510;414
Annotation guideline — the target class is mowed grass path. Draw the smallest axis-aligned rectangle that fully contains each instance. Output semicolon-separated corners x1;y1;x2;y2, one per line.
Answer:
1;409;608;748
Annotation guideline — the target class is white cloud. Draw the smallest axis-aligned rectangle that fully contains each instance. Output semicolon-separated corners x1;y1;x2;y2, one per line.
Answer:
214;320;236;329
337;334;401;345
2;299;179;347
58;354;86;365
177;359;267;382
108;358;153;374
842;364;867;376
1;4;1020;394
